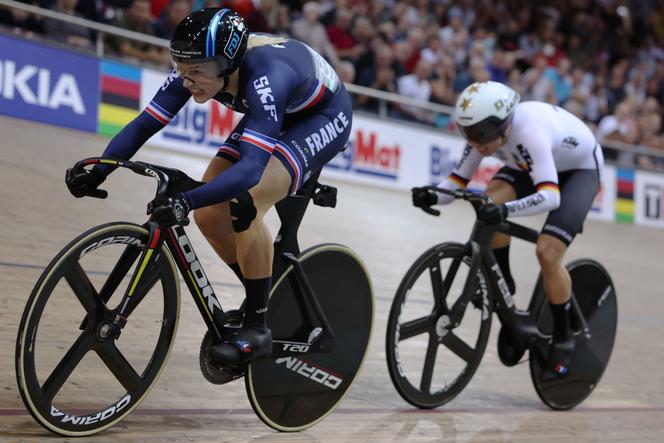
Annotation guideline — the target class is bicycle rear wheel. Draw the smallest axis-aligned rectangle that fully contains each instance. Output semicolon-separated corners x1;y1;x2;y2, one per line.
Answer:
15;222;180;436
529;259;617;410
245;244;373;431
386;243;493;409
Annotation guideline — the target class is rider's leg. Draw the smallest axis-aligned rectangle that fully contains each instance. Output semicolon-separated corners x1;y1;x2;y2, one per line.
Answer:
193;157;244;283
485;178;517;294
208;157;291;365
537;231;576;376
234;156;291;326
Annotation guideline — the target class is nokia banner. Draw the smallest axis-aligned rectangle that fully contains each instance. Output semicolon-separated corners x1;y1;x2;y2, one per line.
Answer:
0;35;99;132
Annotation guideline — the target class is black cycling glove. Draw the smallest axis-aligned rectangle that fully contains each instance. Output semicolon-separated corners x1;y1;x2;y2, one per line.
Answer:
477;203;508;224
411;187;438;211
65;167;106;198
149;195;191;226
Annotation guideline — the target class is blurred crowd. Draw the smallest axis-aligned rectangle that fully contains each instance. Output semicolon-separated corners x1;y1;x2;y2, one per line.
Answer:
2;0;664;162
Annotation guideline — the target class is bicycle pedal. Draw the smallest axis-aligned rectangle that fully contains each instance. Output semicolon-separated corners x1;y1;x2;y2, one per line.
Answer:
199;329;245;385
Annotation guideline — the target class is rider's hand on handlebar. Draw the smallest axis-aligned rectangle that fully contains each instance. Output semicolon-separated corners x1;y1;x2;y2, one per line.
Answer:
477;202;508;224
148;194;191;226
65;167;107;198
411;187;439;214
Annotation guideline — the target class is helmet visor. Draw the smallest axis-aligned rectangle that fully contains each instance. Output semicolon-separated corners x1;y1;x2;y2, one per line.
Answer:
457;116;510;144
171;58;223;81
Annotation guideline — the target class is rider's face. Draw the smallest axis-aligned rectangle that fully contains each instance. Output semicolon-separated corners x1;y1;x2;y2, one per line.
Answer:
172;60;224;103
468;123;512;156
469;137;503;156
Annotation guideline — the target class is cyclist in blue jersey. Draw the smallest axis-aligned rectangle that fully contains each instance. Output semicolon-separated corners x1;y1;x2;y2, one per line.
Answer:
65;8;353;366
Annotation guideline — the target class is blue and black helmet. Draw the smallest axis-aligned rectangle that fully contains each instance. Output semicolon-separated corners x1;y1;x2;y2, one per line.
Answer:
170;8;248;77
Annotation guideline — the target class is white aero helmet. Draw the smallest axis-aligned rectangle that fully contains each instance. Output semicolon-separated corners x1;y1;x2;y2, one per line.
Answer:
454;81;520;144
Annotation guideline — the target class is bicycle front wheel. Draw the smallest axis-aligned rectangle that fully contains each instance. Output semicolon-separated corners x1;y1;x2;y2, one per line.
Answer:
246;244;374;431
386;242;493;409
16;222;180;437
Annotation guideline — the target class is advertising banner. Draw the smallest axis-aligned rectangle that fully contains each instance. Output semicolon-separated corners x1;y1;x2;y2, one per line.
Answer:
634;170;664;228
587;165;616;222
323;114;504;190
0;35;99;132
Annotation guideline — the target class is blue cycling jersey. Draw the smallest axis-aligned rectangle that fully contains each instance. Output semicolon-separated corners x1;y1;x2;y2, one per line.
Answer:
99;36;349;209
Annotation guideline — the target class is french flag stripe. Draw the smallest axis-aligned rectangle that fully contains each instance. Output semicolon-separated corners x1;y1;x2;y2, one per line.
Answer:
145;106;169;125
150;101;174;119
289;81;325;113
244;128;278;145
218;145;240;159
275;142;301;193
241;134;274;154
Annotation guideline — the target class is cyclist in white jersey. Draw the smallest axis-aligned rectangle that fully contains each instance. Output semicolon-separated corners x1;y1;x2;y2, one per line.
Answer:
412;81;604;376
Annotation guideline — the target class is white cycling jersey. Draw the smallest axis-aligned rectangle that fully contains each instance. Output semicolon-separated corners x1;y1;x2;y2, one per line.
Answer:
437;101;605;217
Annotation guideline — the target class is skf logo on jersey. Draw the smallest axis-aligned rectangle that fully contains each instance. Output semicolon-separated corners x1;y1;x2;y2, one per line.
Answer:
253;76;278;121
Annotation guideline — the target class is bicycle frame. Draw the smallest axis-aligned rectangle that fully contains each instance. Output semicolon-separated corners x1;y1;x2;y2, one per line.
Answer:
73;157;337;359
424;186;589;350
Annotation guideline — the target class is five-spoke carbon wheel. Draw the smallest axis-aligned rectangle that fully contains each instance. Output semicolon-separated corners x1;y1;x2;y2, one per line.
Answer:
16;222;180;436
386;242;493;409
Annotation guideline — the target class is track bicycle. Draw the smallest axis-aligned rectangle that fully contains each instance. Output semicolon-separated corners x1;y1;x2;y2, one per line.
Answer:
16;157;374;437
386;186;617;410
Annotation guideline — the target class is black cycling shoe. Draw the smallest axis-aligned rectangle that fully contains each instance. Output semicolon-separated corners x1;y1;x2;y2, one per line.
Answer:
544;336;575;378
497;325;525;366
209;325;273;367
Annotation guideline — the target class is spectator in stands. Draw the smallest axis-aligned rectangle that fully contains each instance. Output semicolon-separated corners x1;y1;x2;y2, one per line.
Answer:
597;100;640;145
544;56;573;105
638;112;664;150
42;0;92;48
154;0;191;40
429;54;456;107
326;9;362;62
273;4;291;37
355;43;398;113
0;1;42;34
246;0;276;33
106;0;167;65
396;58;434;124
291;1;339;66
521;54;555;103
338;60;355;83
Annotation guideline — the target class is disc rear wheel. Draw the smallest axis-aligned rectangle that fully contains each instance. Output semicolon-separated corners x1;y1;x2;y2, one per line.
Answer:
529;259;617;410
245;244;373;431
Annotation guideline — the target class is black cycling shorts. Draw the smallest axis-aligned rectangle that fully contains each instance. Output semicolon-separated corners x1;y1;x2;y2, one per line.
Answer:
493;166;600;246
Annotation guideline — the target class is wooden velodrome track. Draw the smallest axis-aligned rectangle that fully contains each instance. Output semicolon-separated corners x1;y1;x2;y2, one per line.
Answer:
1;114;663;442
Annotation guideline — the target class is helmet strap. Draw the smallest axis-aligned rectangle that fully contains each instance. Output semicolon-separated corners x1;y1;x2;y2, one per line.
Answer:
220;76;230;93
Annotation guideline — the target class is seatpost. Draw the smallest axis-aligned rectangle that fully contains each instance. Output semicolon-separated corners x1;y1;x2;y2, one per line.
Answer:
272;171;322;277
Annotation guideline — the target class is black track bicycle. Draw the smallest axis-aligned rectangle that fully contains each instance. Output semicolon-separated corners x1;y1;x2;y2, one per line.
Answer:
386;186;617;410
16;158;373;437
